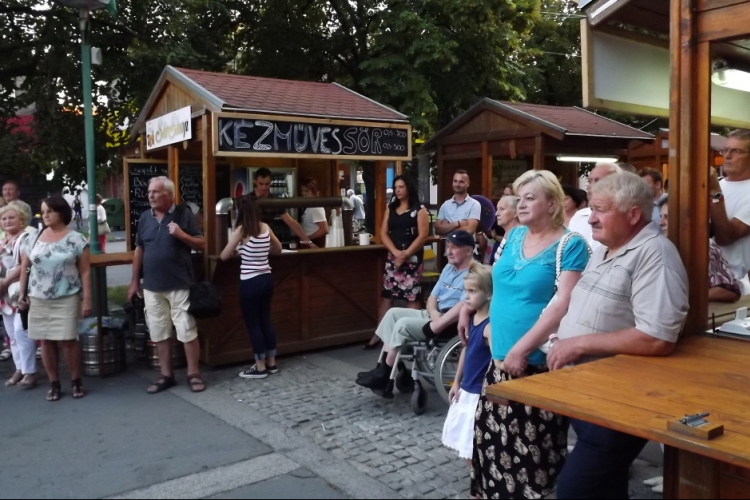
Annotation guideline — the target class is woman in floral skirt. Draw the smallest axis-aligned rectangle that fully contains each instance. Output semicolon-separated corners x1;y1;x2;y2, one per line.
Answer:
467;171;589;499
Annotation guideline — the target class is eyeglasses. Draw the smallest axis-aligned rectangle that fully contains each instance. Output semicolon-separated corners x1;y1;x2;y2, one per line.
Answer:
719;148;750;157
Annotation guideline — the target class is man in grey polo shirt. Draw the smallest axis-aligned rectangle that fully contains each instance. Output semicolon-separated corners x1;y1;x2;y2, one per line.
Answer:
128;176;207;394
435;170;481;235
549;173;689;500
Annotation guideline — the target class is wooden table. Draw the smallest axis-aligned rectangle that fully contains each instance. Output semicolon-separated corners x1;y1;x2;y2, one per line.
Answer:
486;336;750;499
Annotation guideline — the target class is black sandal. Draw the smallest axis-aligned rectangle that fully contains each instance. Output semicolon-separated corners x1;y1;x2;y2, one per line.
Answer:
47;381;61;402
147;375;176;394
187;374;206;393
72;378;86;399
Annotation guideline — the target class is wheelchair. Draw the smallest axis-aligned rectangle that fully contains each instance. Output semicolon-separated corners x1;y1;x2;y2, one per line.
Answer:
384;330;464;416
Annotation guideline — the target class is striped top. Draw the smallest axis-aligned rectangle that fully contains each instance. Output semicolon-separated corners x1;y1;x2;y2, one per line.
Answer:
239;229;272;280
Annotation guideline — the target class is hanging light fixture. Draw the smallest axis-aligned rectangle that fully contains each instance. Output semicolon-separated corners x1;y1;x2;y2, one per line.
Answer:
556;155;619;163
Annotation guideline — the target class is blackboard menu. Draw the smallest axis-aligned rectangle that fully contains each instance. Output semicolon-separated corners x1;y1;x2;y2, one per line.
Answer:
217;117;409;158
179;164;203;212
128;162;169;249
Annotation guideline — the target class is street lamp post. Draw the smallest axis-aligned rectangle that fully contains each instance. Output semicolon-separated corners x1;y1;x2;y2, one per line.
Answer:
55;0;116;254
79;8;101;254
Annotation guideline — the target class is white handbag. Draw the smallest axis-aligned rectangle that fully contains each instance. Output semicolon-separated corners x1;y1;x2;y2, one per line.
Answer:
538;232;591;355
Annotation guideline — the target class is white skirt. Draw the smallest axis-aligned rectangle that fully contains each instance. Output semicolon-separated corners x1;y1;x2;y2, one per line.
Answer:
441;389;481;460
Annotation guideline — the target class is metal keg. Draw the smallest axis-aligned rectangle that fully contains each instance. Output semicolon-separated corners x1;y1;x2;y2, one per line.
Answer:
146;335;186;370
80;329;126;377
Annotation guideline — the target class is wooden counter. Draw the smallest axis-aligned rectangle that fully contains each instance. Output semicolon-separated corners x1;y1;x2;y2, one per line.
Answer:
199;245;386;365
485;335;750;498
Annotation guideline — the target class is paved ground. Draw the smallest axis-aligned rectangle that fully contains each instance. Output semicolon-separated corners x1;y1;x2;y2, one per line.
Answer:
0;339;665;499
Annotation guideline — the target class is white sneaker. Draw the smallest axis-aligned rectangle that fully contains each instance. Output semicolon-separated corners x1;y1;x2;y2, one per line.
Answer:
36;347;42;360
652;484;664;494
239;365;268;379
643;476;663;487
0;349;11;361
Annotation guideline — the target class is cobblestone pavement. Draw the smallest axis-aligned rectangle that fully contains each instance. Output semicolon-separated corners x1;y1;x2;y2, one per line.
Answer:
215;356;471;499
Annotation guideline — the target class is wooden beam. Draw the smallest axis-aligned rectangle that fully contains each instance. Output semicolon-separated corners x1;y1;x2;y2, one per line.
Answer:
169;145;180;203
670;0;710;335
437;147;444;207
395;161;403;175
441;151;483;161
697;0;748;12
585;0;635;26
374;160;387;243
534;135;545;170
481;141;492;199
203;114;217;276
698;2;750;42
437;129;540;147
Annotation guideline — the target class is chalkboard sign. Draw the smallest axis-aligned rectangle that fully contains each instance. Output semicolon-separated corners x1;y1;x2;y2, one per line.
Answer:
217;117;409;158
128;162;169;250
179;164;203;212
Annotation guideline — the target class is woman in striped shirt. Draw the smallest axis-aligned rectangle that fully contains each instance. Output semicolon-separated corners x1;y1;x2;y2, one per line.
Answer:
221;196;282;379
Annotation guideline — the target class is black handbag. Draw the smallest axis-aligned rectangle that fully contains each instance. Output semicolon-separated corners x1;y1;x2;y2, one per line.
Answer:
188;282;222;319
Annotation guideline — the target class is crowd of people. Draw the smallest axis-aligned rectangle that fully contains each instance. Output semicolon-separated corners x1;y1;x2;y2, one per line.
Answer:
355;128;750;499
2;130;750;498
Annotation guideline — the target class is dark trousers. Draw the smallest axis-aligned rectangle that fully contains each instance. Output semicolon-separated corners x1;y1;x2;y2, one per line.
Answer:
239;274;277;361
557;420;648;499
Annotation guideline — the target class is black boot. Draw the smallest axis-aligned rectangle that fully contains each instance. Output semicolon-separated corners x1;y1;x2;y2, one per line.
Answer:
357;360;384;379
356;364;391;390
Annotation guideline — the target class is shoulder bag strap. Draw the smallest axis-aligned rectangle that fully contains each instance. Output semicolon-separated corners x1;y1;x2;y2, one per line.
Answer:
554;232;592;291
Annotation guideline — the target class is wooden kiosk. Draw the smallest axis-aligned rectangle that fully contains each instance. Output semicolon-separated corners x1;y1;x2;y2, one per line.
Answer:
422;99;653;201
125;66;412;365
484;1;750;498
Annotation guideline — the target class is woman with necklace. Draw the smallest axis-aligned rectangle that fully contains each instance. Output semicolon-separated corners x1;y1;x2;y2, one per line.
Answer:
469;170;590;499
0;201;37;388
18;196;92;401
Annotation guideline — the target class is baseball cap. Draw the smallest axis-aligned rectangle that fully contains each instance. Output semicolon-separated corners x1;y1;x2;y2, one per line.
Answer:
446;230;475;247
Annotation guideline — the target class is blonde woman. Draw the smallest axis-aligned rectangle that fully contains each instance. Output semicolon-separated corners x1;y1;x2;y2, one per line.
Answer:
0;201;37;387
470;170;590;499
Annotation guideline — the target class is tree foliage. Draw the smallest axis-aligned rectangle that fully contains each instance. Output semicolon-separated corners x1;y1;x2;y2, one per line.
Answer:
1;0;594;187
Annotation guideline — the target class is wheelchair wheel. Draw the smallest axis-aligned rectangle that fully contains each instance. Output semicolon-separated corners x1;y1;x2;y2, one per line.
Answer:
411;380;427;415
395;362;414;393
434;336;463;405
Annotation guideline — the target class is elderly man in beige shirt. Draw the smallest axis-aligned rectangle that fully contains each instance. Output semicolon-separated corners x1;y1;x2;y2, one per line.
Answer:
549;172;689;500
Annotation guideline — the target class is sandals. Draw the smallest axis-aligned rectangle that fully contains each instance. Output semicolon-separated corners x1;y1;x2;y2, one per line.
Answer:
72;378;86;399
187;374;206;393
0;348;11;362
147;375;176;394
18;373;37;389
47;381;61;402
5;371;23;387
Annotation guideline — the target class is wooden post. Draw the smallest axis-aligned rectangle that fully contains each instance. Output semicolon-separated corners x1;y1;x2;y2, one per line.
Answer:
374;160;387;243
169;145;180;203
202;114;216;279
395;161;403;175
534;135;545;170
669;0;710;335
481;141;492;199
437;146;444;205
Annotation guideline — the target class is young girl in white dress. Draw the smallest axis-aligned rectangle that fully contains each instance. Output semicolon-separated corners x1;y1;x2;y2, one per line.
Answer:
441;262;493;462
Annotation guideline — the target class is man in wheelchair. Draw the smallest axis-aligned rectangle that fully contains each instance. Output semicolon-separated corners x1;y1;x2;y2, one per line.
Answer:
356;230;475;395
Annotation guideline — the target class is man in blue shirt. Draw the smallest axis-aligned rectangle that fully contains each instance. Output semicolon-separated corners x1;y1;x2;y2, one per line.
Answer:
435;170;481;236
356;231;475;394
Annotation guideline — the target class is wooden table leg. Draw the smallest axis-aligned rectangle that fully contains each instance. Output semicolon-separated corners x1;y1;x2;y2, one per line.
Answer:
95;267;105;378
664;445;720;499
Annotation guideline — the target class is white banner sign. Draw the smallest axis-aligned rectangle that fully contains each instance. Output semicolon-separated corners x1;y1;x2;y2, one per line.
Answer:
146;106;192;150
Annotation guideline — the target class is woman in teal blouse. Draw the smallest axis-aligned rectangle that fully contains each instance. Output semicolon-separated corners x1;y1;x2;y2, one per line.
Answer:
471;170;590;499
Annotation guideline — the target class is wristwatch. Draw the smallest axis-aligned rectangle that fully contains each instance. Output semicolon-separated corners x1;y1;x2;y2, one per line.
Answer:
710;192;724;204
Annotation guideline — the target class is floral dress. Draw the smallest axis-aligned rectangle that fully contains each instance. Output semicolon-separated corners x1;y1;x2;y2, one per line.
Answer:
382;204;424;302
